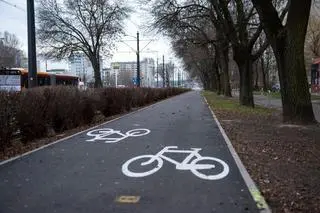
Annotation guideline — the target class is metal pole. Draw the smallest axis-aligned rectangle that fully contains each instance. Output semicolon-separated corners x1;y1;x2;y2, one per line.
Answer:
115;69;118;87
27;0;37;88
136;31;140;87
162;55;165;88
178;70;180;87
156;57;159;88
172;63;175;87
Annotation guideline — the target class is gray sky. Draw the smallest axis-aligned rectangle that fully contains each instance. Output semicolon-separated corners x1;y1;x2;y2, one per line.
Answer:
0;0;179;71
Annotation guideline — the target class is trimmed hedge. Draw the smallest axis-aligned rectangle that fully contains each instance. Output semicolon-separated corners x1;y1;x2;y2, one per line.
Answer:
0;91;20;151
0;86;189;149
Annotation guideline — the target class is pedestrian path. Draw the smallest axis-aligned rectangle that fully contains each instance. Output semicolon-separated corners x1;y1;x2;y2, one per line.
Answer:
0;91;266;213
253;94;320;122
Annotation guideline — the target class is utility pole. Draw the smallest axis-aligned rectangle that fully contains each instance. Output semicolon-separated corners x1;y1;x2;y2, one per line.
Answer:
136;31;140;87
156;57;159;88
27;0;37;88
178;70;180;87
173;63;175;87
162;55;165;88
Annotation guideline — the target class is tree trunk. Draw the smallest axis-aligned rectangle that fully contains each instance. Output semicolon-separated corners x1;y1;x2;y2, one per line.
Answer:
260;55;268;92
222;51;232;97
91;56;103;88
251;0;316;123
254;61;259;90
202;71;210;90
235;53;254;107
217;42;232;97
274;34;315;123
215;63;222;95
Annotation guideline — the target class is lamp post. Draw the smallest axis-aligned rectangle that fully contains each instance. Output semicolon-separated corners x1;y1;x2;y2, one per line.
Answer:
27;0;37;87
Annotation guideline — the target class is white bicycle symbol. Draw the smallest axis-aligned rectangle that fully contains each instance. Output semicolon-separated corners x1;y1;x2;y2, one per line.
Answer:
122;146;230;180
86;128;150;143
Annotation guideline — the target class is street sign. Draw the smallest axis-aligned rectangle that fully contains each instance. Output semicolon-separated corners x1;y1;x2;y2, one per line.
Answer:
0;69;21;91
112;63;120;69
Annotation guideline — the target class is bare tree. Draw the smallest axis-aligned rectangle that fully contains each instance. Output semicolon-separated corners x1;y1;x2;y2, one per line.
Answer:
306;14;320;58
147;0;231;96
37;0;130;88
252;0;316;123
0;31;23;68
304;3;320;78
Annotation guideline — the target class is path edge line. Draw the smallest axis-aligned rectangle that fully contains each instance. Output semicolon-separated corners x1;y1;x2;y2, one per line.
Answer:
203;96;272;213
0;92;190;166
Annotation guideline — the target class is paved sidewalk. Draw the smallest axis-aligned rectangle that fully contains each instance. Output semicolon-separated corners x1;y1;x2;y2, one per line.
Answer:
0;91;262;213
253;94;320;122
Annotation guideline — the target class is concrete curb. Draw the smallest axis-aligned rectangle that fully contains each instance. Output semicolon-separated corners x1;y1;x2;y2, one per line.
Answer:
203;96;272;213
0;92;190;166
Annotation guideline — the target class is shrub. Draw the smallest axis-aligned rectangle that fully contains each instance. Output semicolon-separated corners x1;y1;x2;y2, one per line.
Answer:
1;86;189;148
0;91;20;150
17;86;96;142
17;88;49;142
45;87;96;133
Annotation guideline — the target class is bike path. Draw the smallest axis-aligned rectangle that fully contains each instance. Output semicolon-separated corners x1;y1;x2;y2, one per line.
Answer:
0;91;260;213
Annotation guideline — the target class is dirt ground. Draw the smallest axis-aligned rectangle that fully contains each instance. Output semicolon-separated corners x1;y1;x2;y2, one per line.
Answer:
214;105;320;213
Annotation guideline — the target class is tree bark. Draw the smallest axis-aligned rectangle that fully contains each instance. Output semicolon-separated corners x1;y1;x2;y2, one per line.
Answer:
274;34;315;123
214;59;222;95
217;43;232;97
221;48;232;97
260;55;268;92
252;0;316;123
254;61;259;90
234;48;254;107
91;56;103;88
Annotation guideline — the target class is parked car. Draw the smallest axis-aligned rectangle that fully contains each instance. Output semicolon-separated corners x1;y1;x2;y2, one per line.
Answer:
271;83;280;92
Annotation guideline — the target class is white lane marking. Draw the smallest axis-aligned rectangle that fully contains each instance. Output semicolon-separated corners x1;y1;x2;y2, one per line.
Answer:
86;128;150;143
122;146;229;180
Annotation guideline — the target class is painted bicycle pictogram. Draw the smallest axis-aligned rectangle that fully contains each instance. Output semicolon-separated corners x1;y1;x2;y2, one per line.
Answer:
86;128;150;143
122;146;229;180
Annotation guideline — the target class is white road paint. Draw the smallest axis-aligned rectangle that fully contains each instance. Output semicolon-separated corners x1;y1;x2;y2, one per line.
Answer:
122;146;229;180
86;128;150;143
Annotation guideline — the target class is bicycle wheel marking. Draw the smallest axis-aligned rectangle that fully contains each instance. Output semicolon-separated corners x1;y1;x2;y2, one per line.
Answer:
122;146;230;180
86;128;150;143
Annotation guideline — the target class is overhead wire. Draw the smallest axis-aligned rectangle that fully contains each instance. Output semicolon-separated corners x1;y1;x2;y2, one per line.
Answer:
0;0;25;12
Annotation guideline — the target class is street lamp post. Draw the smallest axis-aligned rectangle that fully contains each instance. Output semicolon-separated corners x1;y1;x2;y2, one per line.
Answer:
136;31;140;87
27;0;37;88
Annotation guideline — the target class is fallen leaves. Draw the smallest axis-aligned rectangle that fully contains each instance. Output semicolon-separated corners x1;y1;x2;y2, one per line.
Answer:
213;106;320;213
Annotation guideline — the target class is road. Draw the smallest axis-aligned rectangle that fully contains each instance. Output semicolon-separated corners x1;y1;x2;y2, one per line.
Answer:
0;91;261;213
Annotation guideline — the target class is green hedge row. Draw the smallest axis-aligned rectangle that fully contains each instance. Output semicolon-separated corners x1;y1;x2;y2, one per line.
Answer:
0;87;189;150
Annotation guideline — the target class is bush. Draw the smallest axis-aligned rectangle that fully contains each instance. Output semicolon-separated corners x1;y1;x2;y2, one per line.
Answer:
17;88;49;142
0;92;20;150
17;86;96;142
97;88;127;117
1;86;189;149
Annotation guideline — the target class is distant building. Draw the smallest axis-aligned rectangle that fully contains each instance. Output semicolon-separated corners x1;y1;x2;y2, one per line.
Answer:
37;60;41;73
102;68;112;86
141;58;155;87
111;58;155;87
68;52;103;84
47;69;67;74
157;61;175;87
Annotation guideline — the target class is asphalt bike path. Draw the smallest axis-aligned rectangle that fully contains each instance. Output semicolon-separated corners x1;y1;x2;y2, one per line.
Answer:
0;91;260;213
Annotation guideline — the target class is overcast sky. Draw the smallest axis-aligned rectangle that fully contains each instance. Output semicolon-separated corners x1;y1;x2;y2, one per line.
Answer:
0;0;179;71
